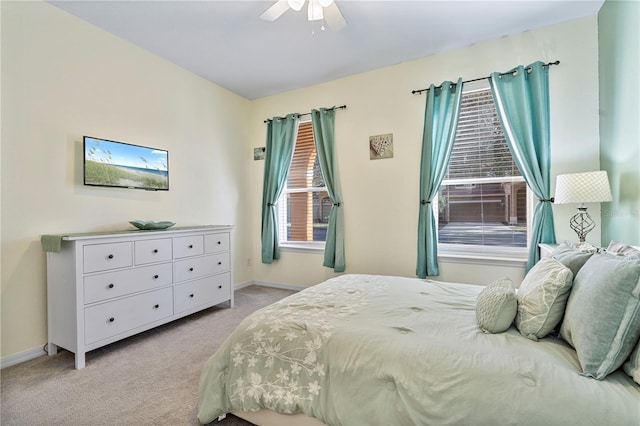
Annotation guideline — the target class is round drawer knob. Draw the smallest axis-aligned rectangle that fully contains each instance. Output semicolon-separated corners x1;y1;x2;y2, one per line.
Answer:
188;244;193;249
154;304;159;309
218;285;222;289
217;241;221;245
153;249;158;253
189;294;194;298
217;262;222;265
107;254;114;259
153;275;159;279
189;267;194;272
108;317;115;323
108;283;114;289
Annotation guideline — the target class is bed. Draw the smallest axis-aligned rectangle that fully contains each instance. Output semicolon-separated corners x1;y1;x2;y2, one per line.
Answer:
198;244;640;425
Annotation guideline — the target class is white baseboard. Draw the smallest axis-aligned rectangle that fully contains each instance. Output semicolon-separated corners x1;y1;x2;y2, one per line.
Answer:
234;280;255;290
1;345;46;369
236;280;306;292
251;280;307;292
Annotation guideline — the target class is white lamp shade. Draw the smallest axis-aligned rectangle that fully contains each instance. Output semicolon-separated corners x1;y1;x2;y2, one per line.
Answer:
554;171;612;204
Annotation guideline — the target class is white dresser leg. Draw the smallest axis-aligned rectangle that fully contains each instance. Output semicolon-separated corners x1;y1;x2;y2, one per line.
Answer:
75;352;86;369
47;342;58;356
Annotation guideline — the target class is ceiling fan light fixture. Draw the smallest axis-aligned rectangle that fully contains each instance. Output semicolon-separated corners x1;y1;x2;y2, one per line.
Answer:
261;0;346;31
308;0;324;21
288;0;305;12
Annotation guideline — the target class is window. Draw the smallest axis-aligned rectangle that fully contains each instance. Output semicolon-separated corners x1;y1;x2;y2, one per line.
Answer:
277;120;328;248
436;86;528;251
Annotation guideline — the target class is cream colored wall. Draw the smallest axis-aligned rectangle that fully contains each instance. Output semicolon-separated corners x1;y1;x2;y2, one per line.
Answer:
0;2;250;359
1;3;603;364
247;16;601;288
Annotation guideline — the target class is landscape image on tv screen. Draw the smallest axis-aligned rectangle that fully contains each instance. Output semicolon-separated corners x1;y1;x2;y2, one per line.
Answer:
84;136;169;190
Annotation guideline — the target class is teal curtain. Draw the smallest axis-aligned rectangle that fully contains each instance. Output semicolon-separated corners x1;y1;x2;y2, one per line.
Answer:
489;61;556;271
416;79;463;278
261;114;299;264
311;108;345;272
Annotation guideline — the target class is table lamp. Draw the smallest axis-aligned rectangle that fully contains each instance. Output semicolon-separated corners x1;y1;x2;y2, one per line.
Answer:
554;170;612;244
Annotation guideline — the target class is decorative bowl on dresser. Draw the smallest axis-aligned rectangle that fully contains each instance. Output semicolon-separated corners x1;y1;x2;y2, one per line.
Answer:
129;220;176;230
41;225;234;369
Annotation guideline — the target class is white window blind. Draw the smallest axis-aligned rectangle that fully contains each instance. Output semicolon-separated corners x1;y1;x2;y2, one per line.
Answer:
438;87;528;248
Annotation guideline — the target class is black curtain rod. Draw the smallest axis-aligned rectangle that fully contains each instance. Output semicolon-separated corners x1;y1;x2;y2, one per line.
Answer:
411;60;560;95
264;105;347;123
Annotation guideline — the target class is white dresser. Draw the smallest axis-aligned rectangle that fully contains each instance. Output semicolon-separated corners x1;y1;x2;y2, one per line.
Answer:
43;225;234;369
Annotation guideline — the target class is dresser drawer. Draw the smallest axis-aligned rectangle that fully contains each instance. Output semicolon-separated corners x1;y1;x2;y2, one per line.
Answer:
84;263;173;304
205;233;230;254
174;253;230;283
83;242;133;273
84;287;173;345
135;238;172;265
173;235;204;258
174;272;231;314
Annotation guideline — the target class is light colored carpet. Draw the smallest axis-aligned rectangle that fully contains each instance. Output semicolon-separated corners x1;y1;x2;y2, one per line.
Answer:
1;285;296;426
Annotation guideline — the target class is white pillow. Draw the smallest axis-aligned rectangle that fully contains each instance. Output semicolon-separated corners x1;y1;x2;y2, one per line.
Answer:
515;257;573;341
475;278;517;334
607;240;640;258
623;340;640;385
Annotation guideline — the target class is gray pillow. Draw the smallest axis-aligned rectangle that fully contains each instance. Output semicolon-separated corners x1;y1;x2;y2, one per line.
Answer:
560;253;640;379
551;242;595;277
516;257;573;341
476;278;517;334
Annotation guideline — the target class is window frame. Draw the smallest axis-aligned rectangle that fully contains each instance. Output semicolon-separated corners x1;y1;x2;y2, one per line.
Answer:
435;83;531;262
277;118;327;252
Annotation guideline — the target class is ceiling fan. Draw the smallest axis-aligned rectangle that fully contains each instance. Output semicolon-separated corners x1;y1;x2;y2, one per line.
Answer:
260;0;347;31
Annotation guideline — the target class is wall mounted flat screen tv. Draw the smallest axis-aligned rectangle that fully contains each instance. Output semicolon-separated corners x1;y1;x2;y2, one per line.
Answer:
84;136;169;191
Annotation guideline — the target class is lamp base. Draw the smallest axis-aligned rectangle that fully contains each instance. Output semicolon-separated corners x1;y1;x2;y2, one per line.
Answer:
569;205;595;243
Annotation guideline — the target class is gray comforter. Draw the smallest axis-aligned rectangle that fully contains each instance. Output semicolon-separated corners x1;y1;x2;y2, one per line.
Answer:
198;274;639;425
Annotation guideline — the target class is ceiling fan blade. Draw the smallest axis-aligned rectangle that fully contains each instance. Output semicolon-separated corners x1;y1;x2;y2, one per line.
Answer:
260;0;291;22
324;2;346;31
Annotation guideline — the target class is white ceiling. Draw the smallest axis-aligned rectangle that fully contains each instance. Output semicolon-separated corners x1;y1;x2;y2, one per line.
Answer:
49;0;604;100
